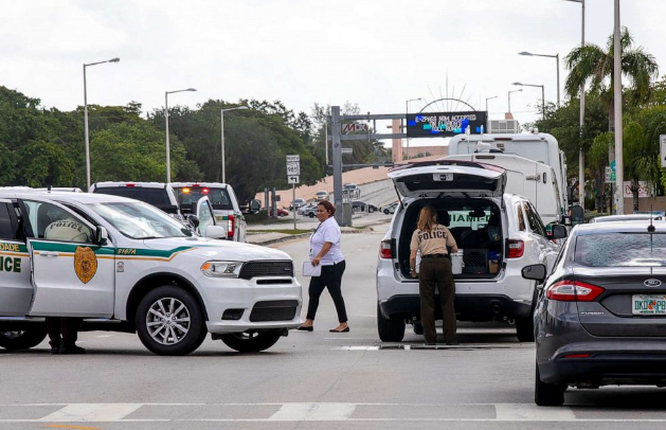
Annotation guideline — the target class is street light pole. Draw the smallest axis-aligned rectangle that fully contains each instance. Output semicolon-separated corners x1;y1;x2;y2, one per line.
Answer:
83;57;119;190
512;82;546;120
518;51;560;107
220;106;249;183
485;96;498;113
164;88;197;182
507;89;523;114
564;0;586;211
405;97;421;160
614;0;624;214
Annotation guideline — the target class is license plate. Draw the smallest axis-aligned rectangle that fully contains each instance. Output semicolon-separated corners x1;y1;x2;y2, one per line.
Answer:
433;173;453;181
632;295;666;315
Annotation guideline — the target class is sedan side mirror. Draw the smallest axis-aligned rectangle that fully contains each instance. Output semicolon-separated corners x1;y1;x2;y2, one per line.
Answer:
522;264;547;283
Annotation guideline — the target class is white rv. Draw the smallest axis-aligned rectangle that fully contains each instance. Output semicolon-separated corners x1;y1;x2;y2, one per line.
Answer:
443;153;563;225
447;132;568;215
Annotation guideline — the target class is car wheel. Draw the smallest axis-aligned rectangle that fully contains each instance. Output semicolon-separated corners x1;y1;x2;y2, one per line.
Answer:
136;286;207;356
221;330;281;352
535;362;566;406
383;209;390;214
308;212;315;218
377;304;405;342
369;207;375;213
0;325;47;350
516;315;535;342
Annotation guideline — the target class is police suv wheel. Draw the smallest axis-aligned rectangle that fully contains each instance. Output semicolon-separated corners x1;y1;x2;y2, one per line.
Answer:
136;286;207;356
220;330;281;352
0;326;47;351
377;304;405;342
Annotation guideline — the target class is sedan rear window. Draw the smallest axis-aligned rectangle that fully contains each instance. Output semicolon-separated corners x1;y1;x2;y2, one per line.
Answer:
575;233;666;267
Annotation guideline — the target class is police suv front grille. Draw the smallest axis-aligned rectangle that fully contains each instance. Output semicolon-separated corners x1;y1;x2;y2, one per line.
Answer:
239;261;293;279
249;300;298;322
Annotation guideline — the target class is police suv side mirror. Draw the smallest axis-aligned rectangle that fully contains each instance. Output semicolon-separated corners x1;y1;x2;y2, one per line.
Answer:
546;224;568;240
249;199;261;214
96;226;109;245
187;215;200;229
521;264;547;283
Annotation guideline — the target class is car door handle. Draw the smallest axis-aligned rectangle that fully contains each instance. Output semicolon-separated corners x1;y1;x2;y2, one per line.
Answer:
39;251;59;257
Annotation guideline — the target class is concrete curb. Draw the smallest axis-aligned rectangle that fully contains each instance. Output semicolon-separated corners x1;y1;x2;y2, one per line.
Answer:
248;219;390;246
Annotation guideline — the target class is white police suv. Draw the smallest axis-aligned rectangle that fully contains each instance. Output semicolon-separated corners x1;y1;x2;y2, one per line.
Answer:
0;191;302;355
377;160;565;342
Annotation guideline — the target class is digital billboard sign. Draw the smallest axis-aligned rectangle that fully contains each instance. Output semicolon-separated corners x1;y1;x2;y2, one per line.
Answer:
406;111;488;137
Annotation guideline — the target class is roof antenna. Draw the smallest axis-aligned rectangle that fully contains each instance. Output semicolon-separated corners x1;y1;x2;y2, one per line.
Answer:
648;203;656;232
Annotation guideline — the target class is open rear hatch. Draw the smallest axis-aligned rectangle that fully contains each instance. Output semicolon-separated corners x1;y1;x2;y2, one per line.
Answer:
388;160;506;199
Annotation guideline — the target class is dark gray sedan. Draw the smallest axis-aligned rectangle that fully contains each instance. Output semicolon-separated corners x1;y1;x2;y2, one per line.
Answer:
523;221;666;406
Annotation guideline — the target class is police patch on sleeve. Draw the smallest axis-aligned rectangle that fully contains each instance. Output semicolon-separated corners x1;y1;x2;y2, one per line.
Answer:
74;246;98;284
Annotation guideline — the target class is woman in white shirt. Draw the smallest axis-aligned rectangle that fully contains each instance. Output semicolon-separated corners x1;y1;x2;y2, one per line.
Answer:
297;200;349;333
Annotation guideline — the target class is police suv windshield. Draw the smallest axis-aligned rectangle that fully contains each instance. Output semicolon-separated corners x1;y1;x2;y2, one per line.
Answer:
88;202;190;239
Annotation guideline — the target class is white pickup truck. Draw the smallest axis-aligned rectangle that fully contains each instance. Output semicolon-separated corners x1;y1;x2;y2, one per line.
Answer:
0;191;302;355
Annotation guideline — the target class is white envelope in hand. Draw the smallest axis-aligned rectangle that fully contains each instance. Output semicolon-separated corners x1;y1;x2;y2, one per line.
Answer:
302;261;322;277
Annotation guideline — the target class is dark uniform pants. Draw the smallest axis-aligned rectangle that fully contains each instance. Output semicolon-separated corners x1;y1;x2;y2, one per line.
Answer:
418;258;456;343
46;317;80;348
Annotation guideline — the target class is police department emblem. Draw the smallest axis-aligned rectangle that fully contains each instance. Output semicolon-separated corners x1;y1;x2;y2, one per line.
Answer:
74;246;98;284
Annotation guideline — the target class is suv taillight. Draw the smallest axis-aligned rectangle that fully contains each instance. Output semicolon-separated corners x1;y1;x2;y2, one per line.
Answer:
379;240;393;259
227;215;235;239
507;239;524;258
546;280;605;302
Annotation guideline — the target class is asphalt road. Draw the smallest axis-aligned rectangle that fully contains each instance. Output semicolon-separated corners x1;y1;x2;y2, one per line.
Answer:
2;226;666;429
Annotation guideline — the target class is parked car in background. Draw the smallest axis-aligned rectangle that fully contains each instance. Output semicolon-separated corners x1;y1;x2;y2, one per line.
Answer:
343;183;361;199
89;182;183;221
382;201;399;215
269;207;289;217
290;198;307;211
590;214;663;223
170;182;247;242
314;190;329;201
298;203;318;218
351;200;377;213
523;221;666;406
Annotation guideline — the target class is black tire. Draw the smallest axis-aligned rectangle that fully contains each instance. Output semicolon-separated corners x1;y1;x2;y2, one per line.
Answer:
535;362;566;406
516;315;535;342
135;286;207;356
0;325;47;350
412;322;424;335
221;330;281;352
369;207;375;213
383;209;390;215
308;212;315;218
377;304;405;342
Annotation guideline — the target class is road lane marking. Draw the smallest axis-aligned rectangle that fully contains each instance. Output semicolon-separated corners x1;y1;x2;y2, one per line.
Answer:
45;425;101;430
268;403;356;421
495;403;576;421
0;402;663;423
39;404;143;422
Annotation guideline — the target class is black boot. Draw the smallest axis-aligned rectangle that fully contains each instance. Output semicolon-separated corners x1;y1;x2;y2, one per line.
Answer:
59;343;86;354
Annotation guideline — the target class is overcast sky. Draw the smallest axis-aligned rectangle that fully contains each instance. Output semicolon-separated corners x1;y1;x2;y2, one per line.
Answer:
2;0;664;137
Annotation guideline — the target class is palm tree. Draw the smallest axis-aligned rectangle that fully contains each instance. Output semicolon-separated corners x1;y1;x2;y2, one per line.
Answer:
565;27;659;132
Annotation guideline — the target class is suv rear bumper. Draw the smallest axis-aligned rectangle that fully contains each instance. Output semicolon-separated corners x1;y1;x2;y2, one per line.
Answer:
379;294;532;322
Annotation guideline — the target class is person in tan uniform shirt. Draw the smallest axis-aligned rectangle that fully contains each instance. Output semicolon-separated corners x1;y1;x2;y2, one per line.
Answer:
410;205;459;345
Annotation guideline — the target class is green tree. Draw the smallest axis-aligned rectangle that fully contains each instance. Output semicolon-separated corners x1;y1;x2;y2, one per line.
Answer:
89;122;199;183
588;132;613;212
565;27;659;131
16;140;75;187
